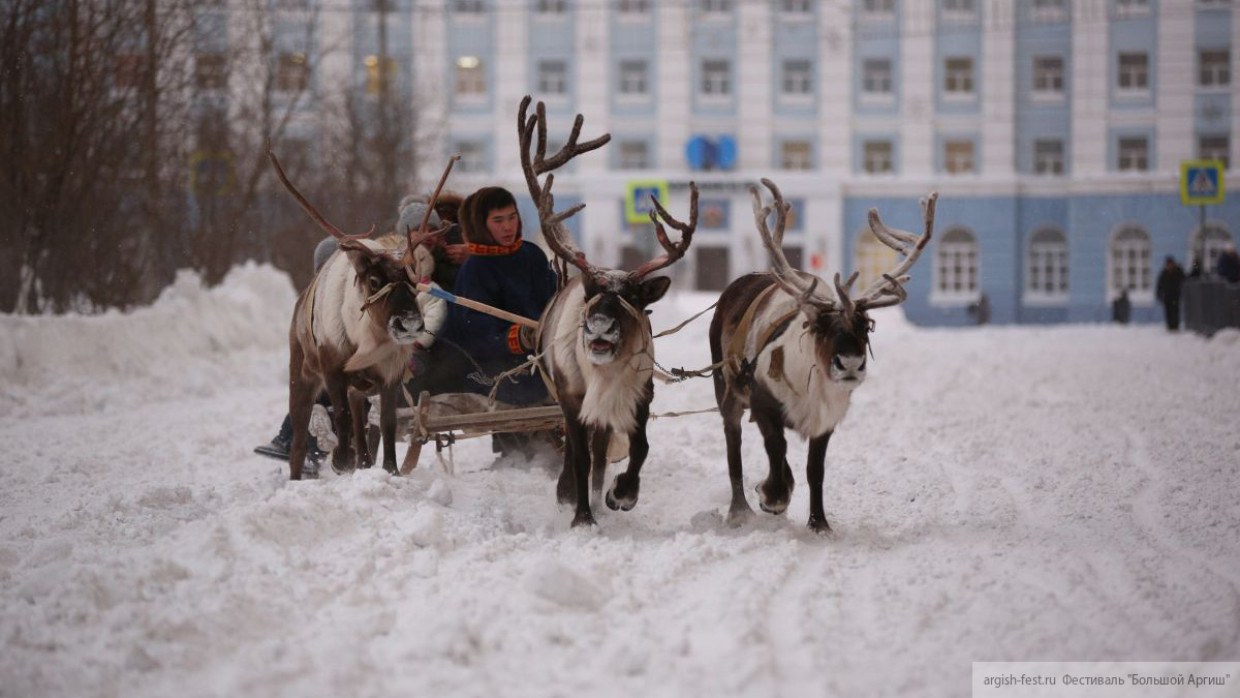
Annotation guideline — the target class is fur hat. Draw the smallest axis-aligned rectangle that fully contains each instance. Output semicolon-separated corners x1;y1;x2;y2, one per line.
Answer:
312;236;339;272
395;194;443;237
459;186;521;247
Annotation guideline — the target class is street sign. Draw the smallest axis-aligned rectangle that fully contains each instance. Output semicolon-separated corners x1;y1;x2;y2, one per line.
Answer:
625;179;669;224
1180;160;1224;205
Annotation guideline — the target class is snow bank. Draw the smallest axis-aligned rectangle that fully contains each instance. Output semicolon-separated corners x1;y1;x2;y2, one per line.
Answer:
0;263;296;418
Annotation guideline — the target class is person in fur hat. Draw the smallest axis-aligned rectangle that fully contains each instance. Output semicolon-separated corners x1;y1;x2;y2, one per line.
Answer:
442;186;557;407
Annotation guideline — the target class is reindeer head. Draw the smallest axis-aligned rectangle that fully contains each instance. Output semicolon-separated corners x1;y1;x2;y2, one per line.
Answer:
267;145;454;345
516;96;699;366
750;179;936;387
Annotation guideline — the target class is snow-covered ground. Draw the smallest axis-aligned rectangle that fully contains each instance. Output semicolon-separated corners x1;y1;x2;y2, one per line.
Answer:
1;264;1238;698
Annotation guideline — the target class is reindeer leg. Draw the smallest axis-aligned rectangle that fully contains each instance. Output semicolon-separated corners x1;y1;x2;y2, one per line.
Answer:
721;399;751;525
590;427;611;500
563;406;595;527
557;422;577;505
806;432;832;533
378;384;400;475
752;389;793;515
606;384;652;512
323;373;354;474
349;390;372;469
288;368;318;482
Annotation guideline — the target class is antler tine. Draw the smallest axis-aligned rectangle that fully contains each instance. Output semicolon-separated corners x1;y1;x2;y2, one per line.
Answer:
855;192;938;310
516;95;606;276
629;182;700;279
267;145;369;241
833;272;855;319
749;179;817;303
402;154;460;274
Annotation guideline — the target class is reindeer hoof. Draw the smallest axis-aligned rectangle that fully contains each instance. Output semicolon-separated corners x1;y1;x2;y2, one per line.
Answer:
807;516;832;534
726;504;754;527
570;511;597;528
382;460;399;476
755;480;791;515
605;475;639;511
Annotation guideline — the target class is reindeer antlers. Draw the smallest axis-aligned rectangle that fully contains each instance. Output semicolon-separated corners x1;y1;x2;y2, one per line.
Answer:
854;192;937;310
629;183;699;280
750;178;835;316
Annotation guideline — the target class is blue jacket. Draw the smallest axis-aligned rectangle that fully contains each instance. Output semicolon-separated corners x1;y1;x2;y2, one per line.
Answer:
445;239;558;364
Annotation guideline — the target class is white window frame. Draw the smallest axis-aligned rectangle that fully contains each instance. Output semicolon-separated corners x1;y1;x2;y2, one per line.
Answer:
454;140;487;173
943;139;975;174
1191;225;1234;273
1025;228;1069;305
863;139;894;174
1117;136;1149;172
861;58;894;104
1034;139;1065;175
1199;49;1230;89
943;57;975;101
1108;226;1153;303
1198;134;1230;169
781;59;813;99
618;140;650;170
700;59;732;100
1032;55;1065;102
1117;52;1150;98
781;140;813;170
933;228;981;304
538;59;568;96
618;59;649;100
854;230;899;294
942;0;976;22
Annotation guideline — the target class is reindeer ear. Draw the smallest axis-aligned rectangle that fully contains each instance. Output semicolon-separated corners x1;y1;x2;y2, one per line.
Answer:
637;276;672;307
340;239;378;277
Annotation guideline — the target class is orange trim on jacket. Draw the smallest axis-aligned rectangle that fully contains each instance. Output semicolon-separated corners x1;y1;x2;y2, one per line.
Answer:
467;238;523;256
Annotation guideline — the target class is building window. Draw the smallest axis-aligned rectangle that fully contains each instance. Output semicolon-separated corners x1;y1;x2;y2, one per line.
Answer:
1192;225;1234;272
863;140;893;173
617;0;649;15
363;55;397;96
1027;229;1069;300
195;53;228;91
1110;227;1151;299
536;0;567;14
943;0;975;18
862;58;893;96
781;140;813;170
277;52;309;92
943;57;974;96
1117;52;1149;92
1199;50;1231;88
1117;137;1148;171
1116;0;1150;15
943;139;975;174
619;60;648;96
538;60;568;94
1032;55;1064;95
1031;0;1066;20
936;228;979;299
1199;134;1230;168
701;60;731;96
1034;139;1065;175
455;56;485;96
782;60;812;96
455;140;487;173
453;0;485;14
700;0;731;14
863;0;894;14
618;140;650;169
781;0;813;14
854;229;899;293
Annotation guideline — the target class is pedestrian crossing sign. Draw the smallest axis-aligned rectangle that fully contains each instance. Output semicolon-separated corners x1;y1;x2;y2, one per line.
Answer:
625;180;670;224
1180;160;1225;205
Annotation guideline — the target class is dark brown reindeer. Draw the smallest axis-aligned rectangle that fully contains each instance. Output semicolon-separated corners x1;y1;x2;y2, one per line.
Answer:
710;179;935;532
517;96;699;528
269;149;449;480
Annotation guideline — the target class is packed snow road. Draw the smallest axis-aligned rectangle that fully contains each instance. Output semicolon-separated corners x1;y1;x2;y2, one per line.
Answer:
2;265;1238;697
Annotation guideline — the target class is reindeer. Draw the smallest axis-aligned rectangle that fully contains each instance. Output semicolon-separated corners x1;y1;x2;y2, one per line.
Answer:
710;179;935;532
268;149;449;480
516;96;699;528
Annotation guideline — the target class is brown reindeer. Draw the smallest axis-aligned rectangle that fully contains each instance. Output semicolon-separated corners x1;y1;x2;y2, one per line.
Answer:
269;149;449;480
516;96;699;528
710;179;935;532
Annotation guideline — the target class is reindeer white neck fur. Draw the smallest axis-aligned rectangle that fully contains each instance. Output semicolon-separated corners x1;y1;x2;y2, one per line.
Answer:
541;277;655;434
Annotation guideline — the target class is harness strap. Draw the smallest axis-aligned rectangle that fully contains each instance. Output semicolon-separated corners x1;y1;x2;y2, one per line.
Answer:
303;271;321;339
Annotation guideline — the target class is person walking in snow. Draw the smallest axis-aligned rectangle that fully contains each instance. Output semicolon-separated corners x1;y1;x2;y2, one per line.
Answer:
1155;256;1186;331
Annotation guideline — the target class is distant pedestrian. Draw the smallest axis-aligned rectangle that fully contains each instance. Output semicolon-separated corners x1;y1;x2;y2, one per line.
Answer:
1155;256;1186;331
1112;288;1131;325
1215;244;1240;284
967;293;991;326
